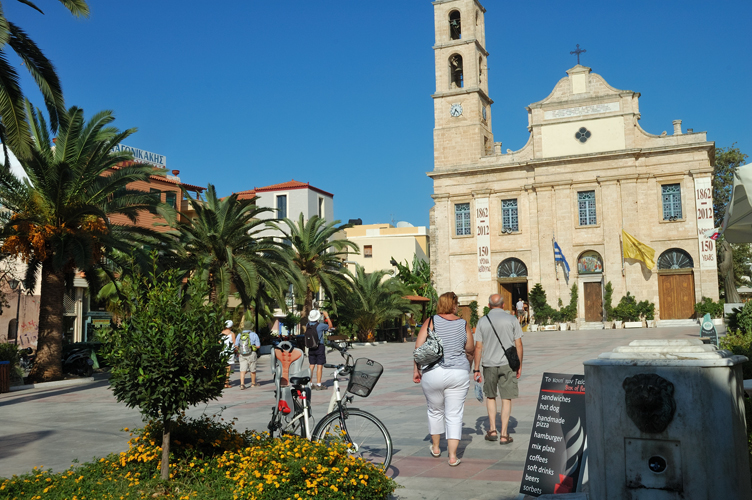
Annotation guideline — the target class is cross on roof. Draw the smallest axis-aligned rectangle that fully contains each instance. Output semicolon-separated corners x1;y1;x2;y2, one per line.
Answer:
570;44;586;65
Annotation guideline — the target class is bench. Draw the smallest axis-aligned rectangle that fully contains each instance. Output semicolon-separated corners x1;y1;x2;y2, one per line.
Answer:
327;335;353;349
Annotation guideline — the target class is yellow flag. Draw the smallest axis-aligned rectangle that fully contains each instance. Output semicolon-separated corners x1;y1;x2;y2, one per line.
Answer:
622;230;656;269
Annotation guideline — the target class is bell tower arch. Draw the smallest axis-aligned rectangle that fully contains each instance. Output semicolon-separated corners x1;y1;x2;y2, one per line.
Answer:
433;0;493;169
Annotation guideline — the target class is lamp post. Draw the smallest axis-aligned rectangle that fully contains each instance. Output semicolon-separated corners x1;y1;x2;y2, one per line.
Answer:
8;279;21;344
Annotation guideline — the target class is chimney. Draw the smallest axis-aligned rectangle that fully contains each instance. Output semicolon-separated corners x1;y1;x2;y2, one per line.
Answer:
673;120;682;135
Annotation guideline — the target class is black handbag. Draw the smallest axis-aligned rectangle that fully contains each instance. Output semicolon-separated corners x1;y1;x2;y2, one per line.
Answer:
484;316;521;372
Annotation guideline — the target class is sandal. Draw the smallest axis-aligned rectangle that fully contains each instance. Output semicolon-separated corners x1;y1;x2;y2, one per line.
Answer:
485;430;498;441
429;446;441;458
224;384;231;388
500;435;514;445
448;458;461;467
240;385;246;390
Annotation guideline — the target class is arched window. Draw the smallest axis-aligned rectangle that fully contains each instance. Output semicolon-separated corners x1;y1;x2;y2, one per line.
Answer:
449;10;461;40
7;318;17;340
577;251;603;274
498;258;528;278
658;248;694;270
478;56;483;84
449;54;464;89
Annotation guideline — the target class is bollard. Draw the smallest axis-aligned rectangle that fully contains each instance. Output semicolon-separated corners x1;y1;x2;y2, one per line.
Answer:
0;360;10;393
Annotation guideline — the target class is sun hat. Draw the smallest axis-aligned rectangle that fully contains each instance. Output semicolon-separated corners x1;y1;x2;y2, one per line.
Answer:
308;310;321;323
225;320;233;328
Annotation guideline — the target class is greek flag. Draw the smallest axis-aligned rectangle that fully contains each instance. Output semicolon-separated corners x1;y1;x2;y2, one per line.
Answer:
554;240;570;275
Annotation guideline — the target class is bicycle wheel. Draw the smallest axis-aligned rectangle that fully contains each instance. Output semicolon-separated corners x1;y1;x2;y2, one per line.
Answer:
312;409;392;470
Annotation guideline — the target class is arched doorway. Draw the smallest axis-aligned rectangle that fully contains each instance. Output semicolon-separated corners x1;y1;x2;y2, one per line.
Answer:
577;251;604;322
657;248;695;320
497;258;528;315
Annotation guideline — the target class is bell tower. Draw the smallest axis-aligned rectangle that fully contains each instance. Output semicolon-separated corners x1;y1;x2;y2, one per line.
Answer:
432;0;493;170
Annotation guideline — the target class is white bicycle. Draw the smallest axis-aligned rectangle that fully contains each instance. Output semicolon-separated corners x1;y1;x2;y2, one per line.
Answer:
268;341;393;470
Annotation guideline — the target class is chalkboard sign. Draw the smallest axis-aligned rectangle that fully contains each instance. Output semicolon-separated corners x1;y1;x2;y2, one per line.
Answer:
519;373;587;497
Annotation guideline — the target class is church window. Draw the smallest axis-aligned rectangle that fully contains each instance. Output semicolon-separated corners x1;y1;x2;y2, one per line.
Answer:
498;258;528;278
658;248;693;270
449;54;464;89
479;56;483;84
455;203;471;236
501;199;518;233
578;191;597;226
575;127;591;143
449;10;461;40
662;184;682;220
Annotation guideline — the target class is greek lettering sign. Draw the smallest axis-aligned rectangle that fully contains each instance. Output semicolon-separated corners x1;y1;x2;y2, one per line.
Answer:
112;144;166;168
700;313;718;347
694;177;715;270
476;197;491;281
520;373;587;497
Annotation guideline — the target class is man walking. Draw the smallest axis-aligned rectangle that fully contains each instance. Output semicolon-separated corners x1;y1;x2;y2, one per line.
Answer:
473;294;524;444
306;309;333;390
234;328;260;389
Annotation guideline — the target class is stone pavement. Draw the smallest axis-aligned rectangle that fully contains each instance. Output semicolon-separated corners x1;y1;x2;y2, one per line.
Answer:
0;326;706;498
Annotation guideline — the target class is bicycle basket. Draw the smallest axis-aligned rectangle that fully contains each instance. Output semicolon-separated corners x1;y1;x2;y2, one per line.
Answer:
347;358;384;397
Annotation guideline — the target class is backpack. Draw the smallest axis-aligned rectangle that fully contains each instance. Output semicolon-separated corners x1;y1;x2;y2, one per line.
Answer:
304;323;320;350
238;332;253;356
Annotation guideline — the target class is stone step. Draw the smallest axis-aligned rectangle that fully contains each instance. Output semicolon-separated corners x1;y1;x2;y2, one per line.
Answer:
656;319;699;327
579;322;605;330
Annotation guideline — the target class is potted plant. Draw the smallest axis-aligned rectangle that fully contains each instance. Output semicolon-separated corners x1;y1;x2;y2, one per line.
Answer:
468;300;480;332
639;300;656;328
560;284;578;330
604;282;615;328
695;297;725;326
614;293;642;328
530;284;557;331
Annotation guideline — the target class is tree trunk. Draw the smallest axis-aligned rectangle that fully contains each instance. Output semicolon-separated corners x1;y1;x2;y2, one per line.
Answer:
161;418;171;480
302;288;314;324
28;261;65;382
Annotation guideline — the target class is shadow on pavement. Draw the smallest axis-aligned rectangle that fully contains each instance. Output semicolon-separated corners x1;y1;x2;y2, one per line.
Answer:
473;415;518;437
0;379;111;407
0;430;56;460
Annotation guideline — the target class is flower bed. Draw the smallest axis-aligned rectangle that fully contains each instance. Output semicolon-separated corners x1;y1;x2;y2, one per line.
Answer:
0;414;397;499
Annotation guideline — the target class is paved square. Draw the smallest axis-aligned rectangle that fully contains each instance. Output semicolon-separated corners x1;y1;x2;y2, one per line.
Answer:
0;326;705;499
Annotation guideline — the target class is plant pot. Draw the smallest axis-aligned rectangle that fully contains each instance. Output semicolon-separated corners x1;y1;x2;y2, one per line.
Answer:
559;323;568;331
613;320;623;329
568;322;577;331
530;324;539;332
624;321;643;329
542;325;558;331
712;318;725;326
646;320;656;328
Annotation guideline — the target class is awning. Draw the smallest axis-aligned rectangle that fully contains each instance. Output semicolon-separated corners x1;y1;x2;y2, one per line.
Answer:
720;163;752;243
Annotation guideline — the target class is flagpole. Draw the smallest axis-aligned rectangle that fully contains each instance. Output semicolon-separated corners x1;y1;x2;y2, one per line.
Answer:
553;235;559;281
620;231;625;276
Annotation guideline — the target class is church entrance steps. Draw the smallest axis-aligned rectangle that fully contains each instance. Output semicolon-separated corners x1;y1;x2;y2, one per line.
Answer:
579;322;605;330
656;319;699;328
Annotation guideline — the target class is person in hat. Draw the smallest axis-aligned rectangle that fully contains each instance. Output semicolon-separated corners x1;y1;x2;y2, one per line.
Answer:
307;309;332;390
221;320;236;388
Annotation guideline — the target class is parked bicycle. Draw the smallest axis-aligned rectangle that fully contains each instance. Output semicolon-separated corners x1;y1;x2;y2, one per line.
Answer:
268;340;393;470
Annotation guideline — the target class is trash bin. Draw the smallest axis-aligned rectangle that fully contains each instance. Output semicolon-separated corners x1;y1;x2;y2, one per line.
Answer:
0;360;10;393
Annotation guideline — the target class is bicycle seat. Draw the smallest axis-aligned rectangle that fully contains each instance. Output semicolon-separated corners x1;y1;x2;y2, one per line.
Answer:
290;376;310;386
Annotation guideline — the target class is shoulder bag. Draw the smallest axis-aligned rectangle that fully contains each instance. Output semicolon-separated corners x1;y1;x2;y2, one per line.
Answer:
413;316;444;370
484;316;521;372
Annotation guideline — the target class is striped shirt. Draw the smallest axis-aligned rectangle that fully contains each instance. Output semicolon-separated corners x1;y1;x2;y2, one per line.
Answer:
424;315;469;372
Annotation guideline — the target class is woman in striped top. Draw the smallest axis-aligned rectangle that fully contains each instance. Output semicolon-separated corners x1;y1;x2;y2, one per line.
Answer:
413;291;474;467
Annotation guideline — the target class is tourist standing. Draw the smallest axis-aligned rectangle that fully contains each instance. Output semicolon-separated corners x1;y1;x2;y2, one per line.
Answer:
235;329;260;389
413;292;474;467
473;294;524;444
306;309;333;390
221;320;236;388
516;298;525;324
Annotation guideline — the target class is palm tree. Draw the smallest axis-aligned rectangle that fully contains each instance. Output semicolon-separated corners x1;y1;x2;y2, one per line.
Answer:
0;103;164;382
173;185;296;310
0;0;89;161
274;214;358;320
335;267;417;342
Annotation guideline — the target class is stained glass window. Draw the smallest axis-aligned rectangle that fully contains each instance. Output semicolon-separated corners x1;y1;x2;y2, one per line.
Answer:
578;191;597;226
498;258;528;278
502;199;518;232
455;203;471;236
658;249;693;270
662;184;682;220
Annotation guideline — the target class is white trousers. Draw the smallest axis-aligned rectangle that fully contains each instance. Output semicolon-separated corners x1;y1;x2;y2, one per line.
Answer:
420;366;470;440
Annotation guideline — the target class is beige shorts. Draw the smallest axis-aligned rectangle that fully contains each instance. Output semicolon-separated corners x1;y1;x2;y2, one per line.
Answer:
483;364;518;399
239;352;257;372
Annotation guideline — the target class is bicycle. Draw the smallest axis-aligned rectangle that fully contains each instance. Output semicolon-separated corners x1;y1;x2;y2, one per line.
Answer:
268;340;393;470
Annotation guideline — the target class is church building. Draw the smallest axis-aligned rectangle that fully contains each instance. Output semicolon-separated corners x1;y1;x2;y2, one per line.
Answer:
428;0;719;324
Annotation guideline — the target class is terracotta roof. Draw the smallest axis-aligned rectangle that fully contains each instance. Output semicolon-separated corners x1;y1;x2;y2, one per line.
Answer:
234;179;333;198
112;162;205;192
404;295;431;302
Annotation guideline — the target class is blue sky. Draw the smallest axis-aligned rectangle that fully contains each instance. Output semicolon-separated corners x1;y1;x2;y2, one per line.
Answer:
8;0;752;228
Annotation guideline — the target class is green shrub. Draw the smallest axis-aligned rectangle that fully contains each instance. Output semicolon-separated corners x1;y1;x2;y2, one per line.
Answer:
604;282;615;321
468;300;480;328
719;330;752;380
695;296;725;319
728;302;752;333
612;293;655;322
529;283;557;325
560;284;578;322
483;305;491;317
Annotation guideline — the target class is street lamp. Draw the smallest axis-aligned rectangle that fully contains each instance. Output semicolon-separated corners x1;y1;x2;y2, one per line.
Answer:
8;279;21;344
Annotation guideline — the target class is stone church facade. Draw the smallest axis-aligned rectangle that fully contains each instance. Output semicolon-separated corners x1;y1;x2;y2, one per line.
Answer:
429;0;719;323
